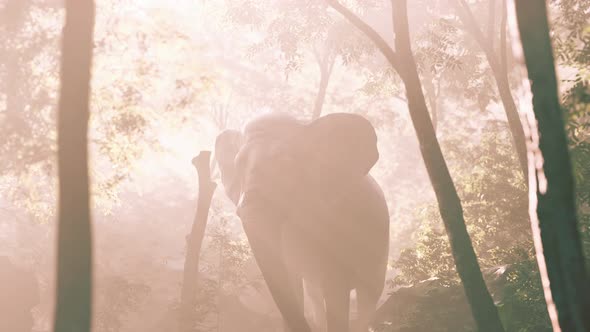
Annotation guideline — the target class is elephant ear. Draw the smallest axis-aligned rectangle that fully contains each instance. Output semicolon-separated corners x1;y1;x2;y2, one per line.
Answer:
296;113;379;187
214;129;243;205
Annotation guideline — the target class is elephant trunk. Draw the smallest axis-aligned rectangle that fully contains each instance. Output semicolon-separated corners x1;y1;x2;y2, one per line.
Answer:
238;206;310;332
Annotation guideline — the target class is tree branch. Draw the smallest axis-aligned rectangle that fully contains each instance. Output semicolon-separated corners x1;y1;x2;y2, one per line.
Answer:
327;0;401;72
326;49;337;77
499;0;508;75
392;94;408;104
487;0;496;48
452;0;495;58
312;42;323;67
454;0;527;179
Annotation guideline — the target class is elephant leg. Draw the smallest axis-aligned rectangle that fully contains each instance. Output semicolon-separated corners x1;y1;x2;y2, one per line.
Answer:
283;274;304;332
306;281;326;331
293;274;304;316
324;282;350;332
241;221;311;332
355;288;380;332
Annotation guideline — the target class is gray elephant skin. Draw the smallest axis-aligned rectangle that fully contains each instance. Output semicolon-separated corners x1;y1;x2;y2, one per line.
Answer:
214;112;390;332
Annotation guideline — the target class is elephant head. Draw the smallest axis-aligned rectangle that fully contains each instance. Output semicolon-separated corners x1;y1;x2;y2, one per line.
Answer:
213;112;379;331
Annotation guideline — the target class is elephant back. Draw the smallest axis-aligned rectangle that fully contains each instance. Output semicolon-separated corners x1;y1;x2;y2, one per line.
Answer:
242;112;304;144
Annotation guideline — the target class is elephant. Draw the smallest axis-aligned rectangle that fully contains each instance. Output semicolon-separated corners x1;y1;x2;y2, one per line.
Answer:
214;112;390;332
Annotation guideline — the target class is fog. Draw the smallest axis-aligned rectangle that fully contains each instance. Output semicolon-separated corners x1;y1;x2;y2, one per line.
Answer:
1;0;589;331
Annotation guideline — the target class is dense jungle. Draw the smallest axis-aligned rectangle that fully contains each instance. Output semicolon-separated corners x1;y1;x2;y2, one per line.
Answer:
0;0;589;331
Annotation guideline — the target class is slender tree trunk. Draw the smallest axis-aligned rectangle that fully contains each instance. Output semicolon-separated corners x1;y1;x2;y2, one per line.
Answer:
500;0;508;74
488;53;528;180
53;1;95;332
487;0;496;45
453;0;528;180
422;71;438;131
179;151;217;332
311;53;335;121
312;69;331;121
391;3;504;331
328;1;505;331
514;1;590;331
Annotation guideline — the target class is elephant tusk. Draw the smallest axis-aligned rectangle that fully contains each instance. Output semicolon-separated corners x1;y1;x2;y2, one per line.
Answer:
238;191;245;207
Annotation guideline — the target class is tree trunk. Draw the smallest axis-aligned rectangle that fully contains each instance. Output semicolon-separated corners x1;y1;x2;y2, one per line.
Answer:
514;1;590;331
312;69;331;121
53;1;95;332
328;1;505;331
453;0;528;180
422;70;438;132
179;151;217;332
311;53;335;121
488;52;528;181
